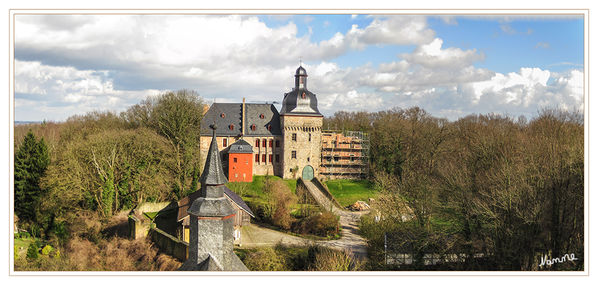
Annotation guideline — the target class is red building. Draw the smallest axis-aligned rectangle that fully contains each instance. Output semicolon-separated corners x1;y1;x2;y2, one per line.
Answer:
226;139;254;182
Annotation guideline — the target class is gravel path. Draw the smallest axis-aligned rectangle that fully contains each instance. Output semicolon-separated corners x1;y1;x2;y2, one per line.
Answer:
238;180;369;260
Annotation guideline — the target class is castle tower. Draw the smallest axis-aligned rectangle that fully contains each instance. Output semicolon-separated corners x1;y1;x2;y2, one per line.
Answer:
279;66;323;180
179;125;248;271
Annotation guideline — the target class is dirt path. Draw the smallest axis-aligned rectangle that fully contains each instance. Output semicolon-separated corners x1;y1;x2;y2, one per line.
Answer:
239;180;369;260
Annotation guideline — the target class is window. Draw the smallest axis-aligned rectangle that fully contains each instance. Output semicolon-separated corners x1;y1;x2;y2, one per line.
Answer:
229;124;234;130
223;138;228;147
220;113;226;118
269;154;273;163
233;157;237;163
255;154;259;162
262;154;266;163
309;133;311;142
307;157;310;162
292;133;297;141
301;92;306;99
275;140;280;147
269;139;273;147
255;139;260;147
251;124;256;131
275;154;280;163
262;139;266;147
259;114;265;119
267;124;272;131
291;151;297;159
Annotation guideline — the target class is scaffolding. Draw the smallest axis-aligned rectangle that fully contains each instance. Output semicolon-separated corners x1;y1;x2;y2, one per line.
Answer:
320;130;369;180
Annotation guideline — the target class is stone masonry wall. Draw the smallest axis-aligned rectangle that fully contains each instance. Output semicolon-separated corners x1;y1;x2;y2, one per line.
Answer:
280;115;323;179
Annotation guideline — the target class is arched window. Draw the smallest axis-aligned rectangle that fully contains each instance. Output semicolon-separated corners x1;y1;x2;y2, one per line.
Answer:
255;139;260;147
250;124;256;131
267;124;272;131
301;92;306;99
229;124;234;130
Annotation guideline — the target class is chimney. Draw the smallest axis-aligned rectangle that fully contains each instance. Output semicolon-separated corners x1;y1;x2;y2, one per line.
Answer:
242;98;246;137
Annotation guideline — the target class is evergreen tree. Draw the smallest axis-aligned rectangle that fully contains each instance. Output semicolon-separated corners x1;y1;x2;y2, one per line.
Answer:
14;130;50;222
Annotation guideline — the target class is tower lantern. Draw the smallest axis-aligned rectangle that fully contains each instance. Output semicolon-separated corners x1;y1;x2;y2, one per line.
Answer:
295;65;308;90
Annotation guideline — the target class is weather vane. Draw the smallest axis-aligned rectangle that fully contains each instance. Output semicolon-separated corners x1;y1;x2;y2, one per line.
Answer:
299;56;302;67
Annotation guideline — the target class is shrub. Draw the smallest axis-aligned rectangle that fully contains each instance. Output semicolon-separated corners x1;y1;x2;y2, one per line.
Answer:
264;179;297;230
243;247;287;271
294;211;339;237
308;246;363;271
26;242;39;260
41;245;53;256
65;237;101;270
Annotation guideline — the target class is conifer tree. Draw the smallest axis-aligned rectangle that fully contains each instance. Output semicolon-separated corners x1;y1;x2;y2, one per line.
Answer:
14;130;50;222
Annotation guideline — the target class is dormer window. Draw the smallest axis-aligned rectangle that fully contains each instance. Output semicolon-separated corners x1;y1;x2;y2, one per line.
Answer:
301;92;306;99
220;113;226;118
250;124;256;131
229;124;234;130
267;124;272;131
259;114;265;119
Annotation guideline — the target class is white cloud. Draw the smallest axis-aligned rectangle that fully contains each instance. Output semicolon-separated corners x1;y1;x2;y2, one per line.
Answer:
15;60;162;121
401;38;484;69
14;15;583;121
500;24;517;34
466;68;583;116
535;42;550;49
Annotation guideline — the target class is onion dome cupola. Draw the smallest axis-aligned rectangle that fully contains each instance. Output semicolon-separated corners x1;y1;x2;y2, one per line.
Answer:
280;66;323;117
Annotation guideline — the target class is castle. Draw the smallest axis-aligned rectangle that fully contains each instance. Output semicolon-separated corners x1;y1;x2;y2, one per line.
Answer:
200;66;368;182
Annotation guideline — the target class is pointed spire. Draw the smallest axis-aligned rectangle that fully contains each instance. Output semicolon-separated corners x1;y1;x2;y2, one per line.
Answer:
200;124;228;186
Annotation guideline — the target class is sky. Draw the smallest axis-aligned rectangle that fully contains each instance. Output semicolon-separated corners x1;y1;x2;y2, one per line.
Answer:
13;13;585;121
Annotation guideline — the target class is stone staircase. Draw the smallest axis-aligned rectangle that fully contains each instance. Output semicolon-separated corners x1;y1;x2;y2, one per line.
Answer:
302;179;340;214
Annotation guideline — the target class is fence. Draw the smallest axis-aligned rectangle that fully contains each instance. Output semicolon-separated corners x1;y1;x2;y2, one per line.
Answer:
384;233;485;267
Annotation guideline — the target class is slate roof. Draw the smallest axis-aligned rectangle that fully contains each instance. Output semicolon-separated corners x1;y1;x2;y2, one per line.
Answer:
279;89;322;117
280;66;323;116
226;139;253;154
177;188;255;224
179;252;248;271
200;127;228;185
223;187;255;217
200;103;282;137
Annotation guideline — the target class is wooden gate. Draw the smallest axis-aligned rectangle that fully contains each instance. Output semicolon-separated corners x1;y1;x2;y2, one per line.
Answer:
302;165;314;181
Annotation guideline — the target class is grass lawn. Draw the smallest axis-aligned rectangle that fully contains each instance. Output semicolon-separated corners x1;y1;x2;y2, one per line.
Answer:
14;237;35;258
227;175;297;199
325;179;377;208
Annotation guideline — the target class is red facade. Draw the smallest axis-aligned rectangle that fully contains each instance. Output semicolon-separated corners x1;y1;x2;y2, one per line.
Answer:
228;152;253;182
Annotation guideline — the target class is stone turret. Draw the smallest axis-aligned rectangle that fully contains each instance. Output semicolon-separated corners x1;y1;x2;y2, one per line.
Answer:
179;124;248;271
279;66;323;179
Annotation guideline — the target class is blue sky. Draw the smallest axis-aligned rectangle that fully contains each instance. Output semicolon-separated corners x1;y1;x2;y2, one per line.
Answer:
14;14;584;121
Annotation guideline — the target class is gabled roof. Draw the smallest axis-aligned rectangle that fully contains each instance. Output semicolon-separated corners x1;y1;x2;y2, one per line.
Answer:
177;188;255;224
200;103;282;137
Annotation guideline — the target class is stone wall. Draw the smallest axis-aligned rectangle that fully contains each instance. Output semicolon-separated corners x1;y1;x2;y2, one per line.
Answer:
280;115;323;179
149;227;189;261
246;136;283;176
128;214;150;240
